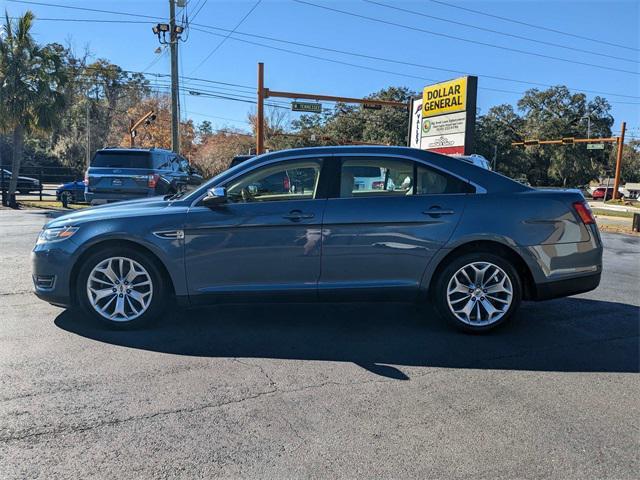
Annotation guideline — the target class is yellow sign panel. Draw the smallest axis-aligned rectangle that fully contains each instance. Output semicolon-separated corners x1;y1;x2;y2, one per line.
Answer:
422;77;467;118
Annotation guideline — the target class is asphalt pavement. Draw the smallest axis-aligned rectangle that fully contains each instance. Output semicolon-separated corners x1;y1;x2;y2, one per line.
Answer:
0;209;638;479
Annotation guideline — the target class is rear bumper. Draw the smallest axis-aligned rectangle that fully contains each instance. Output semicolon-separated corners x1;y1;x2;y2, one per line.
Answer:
85;191;150;205
533;272;601;301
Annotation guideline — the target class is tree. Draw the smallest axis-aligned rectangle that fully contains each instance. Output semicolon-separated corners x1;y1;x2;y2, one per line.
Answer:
290;86;415;147
475;104;530;180
194;130;253;178
610;139;640;184
119;96;196;157
0;11;67;206
517;86;613;186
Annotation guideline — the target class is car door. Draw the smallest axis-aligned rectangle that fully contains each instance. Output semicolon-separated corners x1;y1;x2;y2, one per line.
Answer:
319;155;470;299
184;157;327;302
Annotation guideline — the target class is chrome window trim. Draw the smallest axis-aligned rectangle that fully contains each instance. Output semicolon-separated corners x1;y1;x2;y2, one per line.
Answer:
189;153;332;208
337;152;487;194
189;150;486;208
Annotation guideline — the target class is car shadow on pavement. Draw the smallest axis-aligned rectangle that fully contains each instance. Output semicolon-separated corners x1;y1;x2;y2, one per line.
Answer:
54;297;639;379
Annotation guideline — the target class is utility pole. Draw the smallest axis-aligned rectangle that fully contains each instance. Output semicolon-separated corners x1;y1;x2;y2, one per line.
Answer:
492;144;497;170
612;122;626;200
152;2;184;154
257;62;265;155
169;0;180;154
85;100;91;169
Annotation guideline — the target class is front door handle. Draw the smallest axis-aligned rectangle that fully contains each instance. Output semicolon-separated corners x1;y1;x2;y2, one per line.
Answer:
423;206;455;217
283;210;315;221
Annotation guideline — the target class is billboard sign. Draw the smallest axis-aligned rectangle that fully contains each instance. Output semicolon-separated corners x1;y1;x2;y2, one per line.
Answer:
408;76;477;155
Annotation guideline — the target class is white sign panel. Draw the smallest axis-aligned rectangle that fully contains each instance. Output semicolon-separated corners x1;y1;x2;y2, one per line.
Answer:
420;133;466;150
409;97;422;148
421;111;467;138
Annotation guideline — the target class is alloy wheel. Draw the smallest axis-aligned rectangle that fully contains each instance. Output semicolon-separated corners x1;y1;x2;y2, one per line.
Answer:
446;261;513;326
86;256;153;322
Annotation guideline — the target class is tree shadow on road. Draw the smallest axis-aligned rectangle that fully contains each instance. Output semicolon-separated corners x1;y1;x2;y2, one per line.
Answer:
55;297;639;379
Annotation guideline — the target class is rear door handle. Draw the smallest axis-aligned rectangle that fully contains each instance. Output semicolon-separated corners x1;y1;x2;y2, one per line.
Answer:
283;210;315;221
423;206;455;217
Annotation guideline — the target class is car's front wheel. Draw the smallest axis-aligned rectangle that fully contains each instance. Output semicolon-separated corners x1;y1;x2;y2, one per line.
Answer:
59;190;73;205
434;252;522;333
76;247;167;329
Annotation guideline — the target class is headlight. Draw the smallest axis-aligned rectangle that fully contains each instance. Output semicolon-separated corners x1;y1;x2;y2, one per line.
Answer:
37;227;79;244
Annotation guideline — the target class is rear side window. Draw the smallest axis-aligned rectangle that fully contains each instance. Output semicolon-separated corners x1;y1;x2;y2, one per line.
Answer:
91;151;152;169
340;158;414;198
417;165;474;194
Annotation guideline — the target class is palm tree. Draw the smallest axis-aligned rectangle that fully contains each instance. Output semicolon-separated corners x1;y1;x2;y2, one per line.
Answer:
0;11;67;207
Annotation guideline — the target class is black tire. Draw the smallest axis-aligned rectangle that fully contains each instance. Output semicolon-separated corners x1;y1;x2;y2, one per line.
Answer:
433;252;522;333
60;190;73;205
76;246;168;329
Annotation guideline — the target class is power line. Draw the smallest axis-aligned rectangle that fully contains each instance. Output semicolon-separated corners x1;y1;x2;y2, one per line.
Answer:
6;0;161;20
427;0;639;53
10;1;640;98
362;0;637;64
292;0;639;75
192;24;640;100
191;27;640;105
190;0;262;74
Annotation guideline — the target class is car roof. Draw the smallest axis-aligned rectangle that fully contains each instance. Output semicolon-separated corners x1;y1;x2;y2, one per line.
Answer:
221;146;530;194
96;147;173;154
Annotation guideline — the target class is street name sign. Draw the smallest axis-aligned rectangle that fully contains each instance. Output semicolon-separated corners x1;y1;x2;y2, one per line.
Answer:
291;102;322;113
587;143;605;150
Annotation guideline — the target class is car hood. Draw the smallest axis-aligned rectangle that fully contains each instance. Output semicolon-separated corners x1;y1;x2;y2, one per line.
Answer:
46;196;180;228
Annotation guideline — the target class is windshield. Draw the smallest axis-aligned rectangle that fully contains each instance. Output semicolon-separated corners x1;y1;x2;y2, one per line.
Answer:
91;151;152;169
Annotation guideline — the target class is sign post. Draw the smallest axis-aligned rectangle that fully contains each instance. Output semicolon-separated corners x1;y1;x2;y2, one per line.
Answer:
408;76;478;155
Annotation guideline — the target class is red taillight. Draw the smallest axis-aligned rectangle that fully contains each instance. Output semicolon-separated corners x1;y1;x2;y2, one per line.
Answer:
148;173;159;188
83;171;89;186
283;176;290;191
573;201;595;225
372;181;384;190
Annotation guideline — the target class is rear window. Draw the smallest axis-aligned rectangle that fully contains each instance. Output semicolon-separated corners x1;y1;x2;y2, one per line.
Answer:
91;151;152;169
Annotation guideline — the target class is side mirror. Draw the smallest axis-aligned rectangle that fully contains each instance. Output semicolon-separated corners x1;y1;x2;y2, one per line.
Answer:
202;187;227;208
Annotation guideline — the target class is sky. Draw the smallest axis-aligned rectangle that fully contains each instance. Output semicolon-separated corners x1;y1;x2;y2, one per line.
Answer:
2;0;639;141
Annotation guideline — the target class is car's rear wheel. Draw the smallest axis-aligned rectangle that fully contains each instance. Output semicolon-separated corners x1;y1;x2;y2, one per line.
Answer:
76;247;167;329
434;252;522;333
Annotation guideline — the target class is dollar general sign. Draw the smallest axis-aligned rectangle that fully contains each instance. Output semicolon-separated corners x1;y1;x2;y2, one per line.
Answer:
422;77;468;118
409;76;478;155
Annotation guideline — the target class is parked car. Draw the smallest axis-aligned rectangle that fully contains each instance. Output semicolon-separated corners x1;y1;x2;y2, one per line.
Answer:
84;148;203;205
56;180;86;204
1;169;41;193
592;186;622;201
32;146;602;333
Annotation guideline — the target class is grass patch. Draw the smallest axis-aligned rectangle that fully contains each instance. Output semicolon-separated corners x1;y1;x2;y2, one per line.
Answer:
604;199;639;207
19;200;89;210
592;208;635;219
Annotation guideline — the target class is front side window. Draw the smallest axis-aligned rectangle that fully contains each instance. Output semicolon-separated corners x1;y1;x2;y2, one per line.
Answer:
226;159;322;203
340;158;414;198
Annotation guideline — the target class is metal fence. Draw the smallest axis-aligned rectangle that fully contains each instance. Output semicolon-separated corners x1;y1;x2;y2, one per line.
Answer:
1;164;83;206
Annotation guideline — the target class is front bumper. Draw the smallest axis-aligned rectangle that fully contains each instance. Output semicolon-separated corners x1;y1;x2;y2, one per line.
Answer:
31;244;76;308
